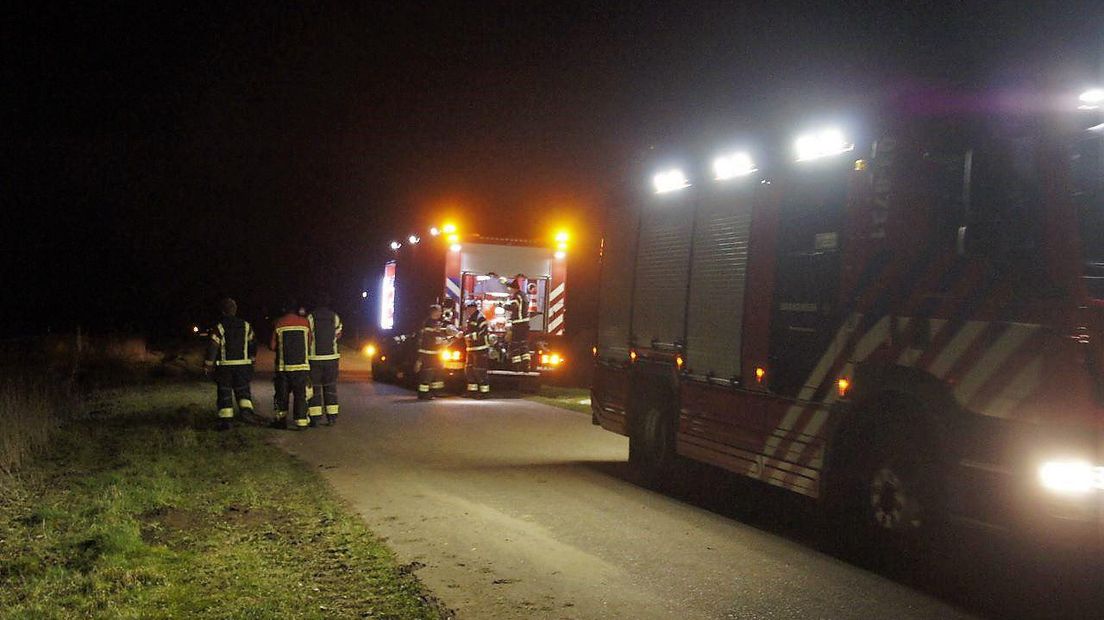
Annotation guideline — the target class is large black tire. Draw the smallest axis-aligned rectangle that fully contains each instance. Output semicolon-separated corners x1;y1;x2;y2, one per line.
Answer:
829;399;943;562
628;399;677;489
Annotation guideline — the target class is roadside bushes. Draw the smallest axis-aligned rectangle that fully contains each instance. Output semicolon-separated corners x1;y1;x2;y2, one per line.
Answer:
0;375;78;475
0;333;205;474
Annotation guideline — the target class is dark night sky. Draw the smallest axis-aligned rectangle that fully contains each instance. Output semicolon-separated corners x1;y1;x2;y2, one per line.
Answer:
7;1;1102;336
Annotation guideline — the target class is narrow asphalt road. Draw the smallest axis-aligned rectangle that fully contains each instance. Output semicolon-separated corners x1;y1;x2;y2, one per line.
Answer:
253;379;1096;619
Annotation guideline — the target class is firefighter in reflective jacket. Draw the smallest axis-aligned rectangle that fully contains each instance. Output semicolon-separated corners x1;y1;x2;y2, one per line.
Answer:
204;298;256;431
271;305;313;429
307;301;342;426
463;301;491;397
416;305;446;399
504;280;531;371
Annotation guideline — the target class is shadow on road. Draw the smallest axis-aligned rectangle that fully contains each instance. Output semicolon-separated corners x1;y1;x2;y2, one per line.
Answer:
458;456;1102;620
621;460;1104;620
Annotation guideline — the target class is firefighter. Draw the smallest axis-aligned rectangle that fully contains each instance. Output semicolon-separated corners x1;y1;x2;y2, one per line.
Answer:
307;296;343;426
203;298;257;431
416;304;447;399
504;279;531;371
271;303;313;429
463;300;491;397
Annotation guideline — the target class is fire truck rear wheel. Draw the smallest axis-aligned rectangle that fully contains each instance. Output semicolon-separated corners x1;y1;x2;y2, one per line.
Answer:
629;400;676;488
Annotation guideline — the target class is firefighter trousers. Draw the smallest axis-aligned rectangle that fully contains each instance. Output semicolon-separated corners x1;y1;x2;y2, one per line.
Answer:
508;324;531;371
274;370;310;427
417;353;443;398
308;359;339;418
214;365;254;419
465;349;490;395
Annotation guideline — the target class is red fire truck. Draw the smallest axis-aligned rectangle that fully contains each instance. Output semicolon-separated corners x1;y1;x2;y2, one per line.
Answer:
592;88;1104;551
372;223;569;390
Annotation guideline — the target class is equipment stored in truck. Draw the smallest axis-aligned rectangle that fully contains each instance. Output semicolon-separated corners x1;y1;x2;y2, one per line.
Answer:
371;224;568;391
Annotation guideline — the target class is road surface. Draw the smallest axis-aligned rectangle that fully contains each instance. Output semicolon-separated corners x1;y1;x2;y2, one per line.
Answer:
255;379;1098;619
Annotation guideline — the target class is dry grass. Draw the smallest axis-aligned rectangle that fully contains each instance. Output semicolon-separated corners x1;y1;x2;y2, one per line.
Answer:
0;333;204;476
0;376;78;476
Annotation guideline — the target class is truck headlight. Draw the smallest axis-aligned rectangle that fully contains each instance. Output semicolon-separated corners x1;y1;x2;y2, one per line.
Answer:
1039;460;1104;495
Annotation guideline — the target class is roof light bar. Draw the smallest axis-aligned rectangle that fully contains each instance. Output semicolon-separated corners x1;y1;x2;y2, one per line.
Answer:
795;128;854;162
653;168;690;194
713;152;757;180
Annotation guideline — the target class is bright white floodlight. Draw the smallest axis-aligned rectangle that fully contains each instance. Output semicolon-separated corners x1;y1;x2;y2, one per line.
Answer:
389;240;402;250
1079;88;1104;110
795;128;854;162
408;234;420;244
713;152;757;180
653;168;690;193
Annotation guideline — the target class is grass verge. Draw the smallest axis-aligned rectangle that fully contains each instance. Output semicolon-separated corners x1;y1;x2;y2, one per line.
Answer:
0;381;448;619
525;385;592;415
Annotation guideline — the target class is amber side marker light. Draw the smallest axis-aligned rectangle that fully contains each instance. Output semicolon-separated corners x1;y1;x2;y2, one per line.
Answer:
755;367;766;384
837;377;851;397
630;350;638;363
676;355;684;370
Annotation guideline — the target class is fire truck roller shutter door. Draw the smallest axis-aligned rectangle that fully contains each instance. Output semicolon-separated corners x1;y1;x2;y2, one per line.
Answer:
597;194;641;361
685;184;754;379
632;185;696;348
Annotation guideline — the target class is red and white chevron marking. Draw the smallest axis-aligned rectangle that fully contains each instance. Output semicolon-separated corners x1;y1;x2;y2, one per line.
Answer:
759;314;1047;497
547;282;565;336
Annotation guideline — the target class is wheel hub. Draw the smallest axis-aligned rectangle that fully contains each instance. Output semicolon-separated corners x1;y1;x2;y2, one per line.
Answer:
870;467;921;531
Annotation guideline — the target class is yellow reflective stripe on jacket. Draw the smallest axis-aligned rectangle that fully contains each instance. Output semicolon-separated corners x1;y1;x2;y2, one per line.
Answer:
217;323;227;360
275;326;310;372
307;315;316;357
215;321;254;366
307;313;342;360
